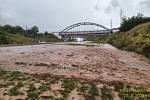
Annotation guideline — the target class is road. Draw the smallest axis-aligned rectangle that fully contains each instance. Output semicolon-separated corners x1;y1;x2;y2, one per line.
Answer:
0;43;150;87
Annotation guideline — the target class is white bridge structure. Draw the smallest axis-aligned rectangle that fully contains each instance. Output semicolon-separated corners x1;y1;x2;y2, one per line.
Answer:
55;22;114;41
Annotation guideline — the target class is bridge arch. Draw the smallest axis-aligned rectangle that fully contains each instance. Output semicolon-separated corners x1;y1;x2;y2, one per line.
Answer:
60;22;111;35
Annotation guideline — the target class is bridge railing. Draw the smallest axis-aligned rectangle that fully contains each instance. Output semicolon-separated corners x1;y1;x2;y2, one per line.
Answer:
59;30;111;35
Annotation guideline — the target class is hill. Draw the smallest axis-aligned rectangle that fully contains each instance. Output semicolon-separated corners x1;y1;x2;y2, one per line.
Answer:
0;29;35;44
96;22;150;58
0;26;61;44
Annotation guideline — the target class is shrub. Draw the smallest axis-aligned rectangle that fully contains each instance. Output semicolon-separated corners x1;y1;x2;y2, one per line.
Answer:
101;86;113;100
143;45;150;58
61;78;76;97
88;83;99;100
27;84;40;100
9;86;23;96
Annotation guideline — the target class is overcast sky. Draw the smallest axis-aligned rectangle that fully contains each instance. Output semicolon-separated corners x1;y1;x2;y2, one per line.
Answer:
0;0;150;32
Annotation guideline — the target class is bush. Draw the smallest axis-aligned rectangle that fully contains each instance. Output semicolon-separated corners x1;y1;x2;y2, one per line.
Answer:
88;83;99;100
9;86;23;96
143;45;150;58
26;84;40;100
0;30;9;44
101;86;113;100
61;78;76;97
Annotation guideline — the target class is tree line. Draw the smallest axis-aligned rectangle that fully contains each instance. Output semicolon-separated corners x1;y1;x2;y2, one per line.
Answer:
0;25;41;37
120;13;150;32
0;24;61;44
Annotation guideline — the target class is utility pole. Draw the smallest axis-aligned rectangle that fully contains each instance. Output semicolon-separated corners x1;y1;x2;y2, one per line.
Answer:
111;18;112;30
120;9;123;26
26;25;28;31
110;18;113;34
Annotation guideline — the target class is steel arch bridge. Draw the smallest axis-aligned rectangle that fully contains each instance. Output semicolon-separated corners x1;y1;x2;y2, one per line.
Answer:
59;22;112;40
59;22;112;36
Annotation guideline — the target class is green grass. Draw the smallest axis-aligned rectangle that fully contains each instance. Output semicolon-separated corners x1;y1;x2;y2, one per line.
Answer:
0;30;36;44
61;78;76;97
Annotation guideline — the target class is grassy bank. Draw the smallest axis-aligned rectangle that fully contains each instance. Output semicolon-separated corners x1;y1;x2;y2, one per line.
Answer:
0;29;61;44
96;22;150;58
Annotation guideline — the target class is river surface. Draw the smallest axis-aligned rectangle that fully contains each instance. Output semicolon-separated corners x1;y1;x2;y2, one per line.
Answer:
0;42;150;87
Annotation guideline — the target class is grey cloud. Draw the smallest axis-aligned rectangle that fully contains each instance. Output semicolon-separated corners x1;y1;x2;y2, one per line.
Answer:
104;0;120;14
105;6;112;14
0;0;97;31
139;0;150;10
0;0;149;32
110;0;120;8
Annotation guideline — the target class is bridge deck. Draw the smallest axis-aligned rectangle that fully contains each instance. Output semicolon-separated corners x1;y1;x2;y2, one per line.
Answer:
60;30;111;36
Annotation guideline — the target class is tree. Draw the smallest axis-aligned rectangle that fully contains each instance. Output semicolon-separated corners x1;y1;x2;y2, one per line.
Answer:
1;25;25;34
44;31;48;35
27;26;39;35
0;30;9;44
1;25;14;33
119;13;150;32
14;26;24;32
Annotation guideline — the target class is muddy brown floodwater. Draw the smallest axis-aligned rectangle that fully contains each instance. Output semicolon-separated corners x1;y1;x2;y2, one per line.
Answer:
0;43;150;87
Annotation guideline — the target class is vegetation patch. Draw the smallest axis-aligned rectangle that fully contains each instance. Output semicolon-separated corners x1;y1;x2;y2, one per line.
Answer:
61;78;76;97
101;85;113;100
87;83;100;100
0;69;149;100
0;24;61;45
9;86;24;96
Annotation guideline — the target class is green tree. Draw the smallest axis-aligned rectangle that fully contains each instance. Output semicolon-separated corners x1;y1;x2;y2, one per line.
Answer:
29;26;39;35
120;13;150;32
44;31;48;35
32;26;39;34
0;30;9;44
1;25;15;33
14;26;24;33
